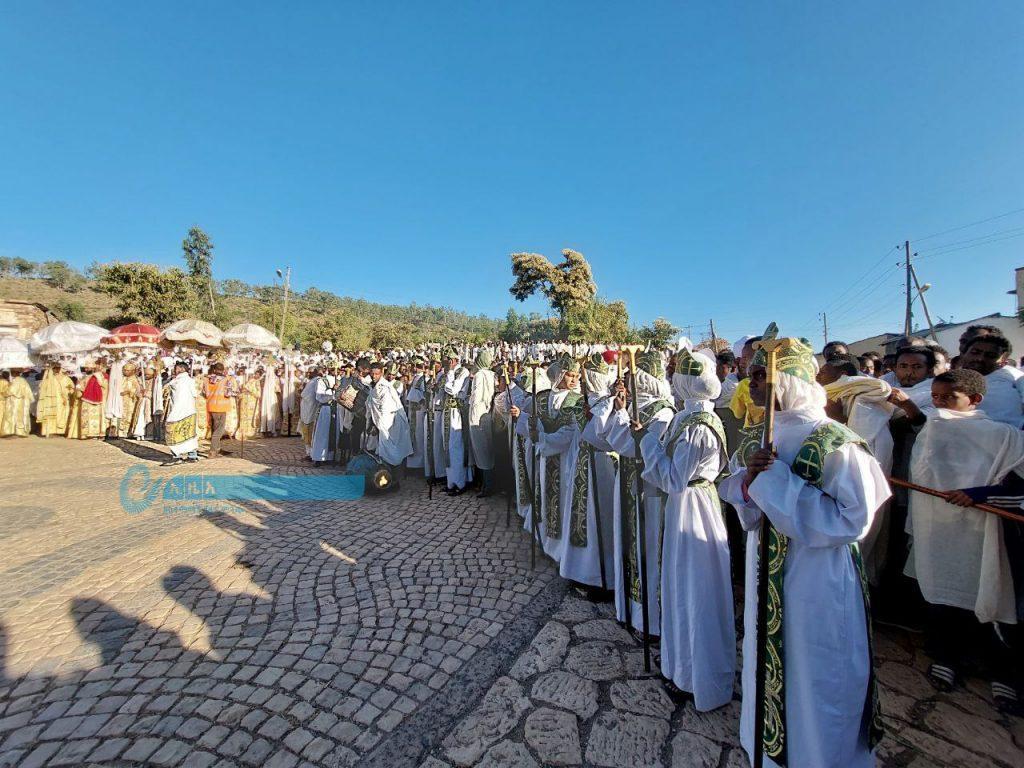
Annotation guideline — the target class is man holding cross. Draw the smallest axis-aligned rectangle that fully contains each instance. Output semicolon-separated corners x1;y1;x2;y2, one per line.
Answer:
719;335;889;768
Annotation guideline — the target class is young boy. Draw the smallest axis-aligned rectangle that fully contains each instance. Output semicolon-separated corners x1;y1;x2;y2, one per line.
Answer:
907;369;1024;709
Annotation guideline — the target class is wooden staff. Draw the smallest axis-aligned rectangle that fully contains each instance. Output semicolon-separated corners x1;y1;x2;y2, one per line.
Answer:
526;360;542;569
752;324;781;768
578;355;609;592
425;369;434;499
621;343;651;671
888;477;1024;523
502;364;515;529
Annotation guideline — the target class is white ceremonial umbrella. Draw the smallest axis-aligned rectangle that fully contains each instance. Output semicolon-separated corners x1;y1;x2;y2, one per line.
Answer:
28;321;106;357
0;337;37;369
222;323;282;351
160;319;224;348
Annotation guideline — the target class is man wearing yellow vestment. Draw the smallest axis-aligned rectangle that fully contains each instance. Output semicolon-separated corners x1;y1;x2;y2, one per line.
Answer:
37;364;73;437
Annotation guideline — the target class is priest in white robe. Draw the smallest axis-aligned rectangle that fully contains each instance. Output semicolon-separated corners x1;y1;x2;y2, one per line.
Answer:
511;367;551;528
640;347;735;711
604;351;675;638
310;368;344;464
719;336;888;768
436;348;472;494
164;361;199;462
404;359;429;471
562;352;617;591
365;362;414;471
468;350;497;497
259;364;281;436
299;368;321;457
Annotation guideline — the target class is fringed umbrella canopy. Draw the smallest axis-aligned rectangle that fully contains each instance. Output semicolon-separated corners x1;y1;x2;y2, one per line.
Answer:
0;337;37;369
101;323;162;349
160;319;224;348
28;321;107;356
222;322;281;351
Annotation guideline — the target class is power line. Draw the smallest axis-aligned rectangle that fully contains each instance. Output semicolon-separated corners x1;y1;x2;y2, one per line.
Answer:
915;225;1024;254
915;230;1024;261
912;206;1024;243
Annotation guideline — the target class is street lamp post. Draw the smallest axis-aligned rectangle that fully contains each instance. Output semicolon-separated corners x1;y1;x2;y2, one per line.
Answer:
276;267;291;343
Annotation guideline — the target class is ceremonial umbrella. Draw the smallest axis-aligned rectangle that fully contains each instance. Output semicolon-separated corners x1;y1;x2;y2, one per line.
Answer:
160;319;224;348
0;337;37;369
222;322;281;351
100;323;162;350
28;320;107;357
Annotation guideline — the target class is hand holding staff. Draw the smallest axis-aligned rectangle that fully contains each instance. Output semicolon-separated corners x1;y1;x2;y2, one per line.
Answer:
578;355;609;592
621;342;651;672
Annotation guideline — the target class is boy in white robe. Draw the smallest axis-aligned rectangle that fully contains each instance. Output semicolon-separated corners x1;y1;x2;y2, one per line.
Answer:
365;362;413;476
907;368;1024;708
604;351;675;639
720;336;888;768
640;348;735;711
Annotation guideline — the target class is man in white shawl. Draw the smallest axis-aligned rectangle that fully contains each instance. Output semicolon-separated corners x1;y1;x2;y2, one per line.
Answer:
299;367;321;458
103;358;125;439
164;361;199;462
719;335;889;768
906;368;1024;707
563;352;617;593
511;367;551;529
604;350;675;639
640;347;735;711
365;362;413;475
962;334;1024;427
435;347;473;494
310;366;344;464
259;364;281;436
468;350;496;497
404;357;430;472
528;355;586;564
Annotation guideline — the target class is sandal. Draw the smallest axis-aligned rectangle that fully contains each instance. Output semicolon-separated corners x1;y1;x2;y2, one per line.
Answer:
992;681;1019;712
927;663;956;692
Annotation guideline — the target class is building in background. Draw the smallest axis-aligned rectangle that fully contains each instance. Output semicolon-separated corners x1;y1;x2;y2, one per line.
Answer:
0;300;58;340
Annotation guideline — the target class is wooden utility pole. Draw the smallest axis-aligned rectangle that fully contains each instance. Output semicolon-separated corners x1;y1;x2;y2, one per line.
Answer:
278;267;292;343
709;318;719;353
904;240;913;338
819;312;829;346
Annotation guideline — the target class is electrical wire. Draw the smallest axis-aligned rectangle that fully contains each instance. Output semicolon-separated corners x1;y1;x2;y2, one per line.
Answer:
912;206;1024;243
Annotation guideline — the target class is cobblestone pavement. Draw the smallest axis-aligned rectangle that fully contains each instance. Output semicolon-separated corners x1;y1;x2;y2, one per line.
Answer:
424;596;1024;768
1;435;1022;768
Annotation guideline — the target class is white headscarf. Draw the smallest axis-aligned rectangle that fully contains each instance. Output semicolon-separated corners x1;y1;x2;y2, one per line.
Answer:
671;349;722;406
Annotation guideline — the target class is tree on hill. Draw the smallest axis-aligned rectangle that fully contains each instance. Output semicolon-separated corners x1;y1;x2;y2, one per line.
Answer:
53;299;86;321
41;261;86;292
182;226;217;319
509;249;597;337
566;298;631;343
94;262;196;326
499;308;530;342
12;257;35;277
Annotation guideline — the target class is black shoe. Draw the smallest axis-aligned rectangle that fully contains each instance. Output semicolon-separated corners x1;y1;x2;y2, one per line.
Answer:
447;486;464;496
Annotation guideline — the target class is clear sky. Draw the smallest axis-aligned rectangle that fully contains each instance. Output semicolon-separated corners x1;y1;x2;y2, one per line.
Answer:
2;2;1022;345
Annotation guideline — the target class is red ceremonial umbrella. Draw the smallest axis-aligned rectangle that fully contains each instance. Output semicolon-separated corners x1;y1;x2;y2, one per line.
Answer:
101;323;162;349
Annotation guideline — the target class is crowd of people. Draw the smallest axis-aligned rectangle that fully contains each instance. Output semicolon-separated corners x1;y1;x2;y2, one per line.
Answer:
1;324;1022;766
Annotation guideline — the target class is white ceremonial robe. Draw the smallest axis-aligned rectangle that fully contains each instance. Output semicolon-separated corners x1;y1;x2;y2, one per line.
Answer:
719;410;889;768
640;401;735;711
366;379;414;467
537;388;583;563
164;373;199;457
435;367;472;489
299;377;319;456
405;374;427;469
310;375;344;462
561;394;616;587
980;365;1024;428
468;369;496;470
259;368;281;434
504;385;534;521
426;372;447;479
604;403;674;636
907;408;1024;623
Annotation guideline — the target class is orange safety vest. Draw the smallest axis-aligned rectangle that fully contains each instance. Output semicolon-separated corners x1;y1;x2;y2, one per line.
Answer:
205;376;232;413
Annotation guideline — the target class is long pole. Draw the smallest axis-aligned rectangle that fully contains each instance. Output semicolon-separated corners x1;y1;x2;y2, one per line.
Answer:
709;318;719;354
820;312;829;346
909;264;939;343
425;370;434;499
887;477;1024;523
527;361;542;569
904;240;913;337
578;357;608;592
503;366;514;529
622;344;651;672
752;331;781;768
279;267;291;342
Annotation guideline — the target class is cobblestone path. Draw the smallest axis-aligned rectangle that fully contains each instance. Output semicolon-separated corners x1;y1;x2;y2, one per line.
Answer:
0;435;1022;768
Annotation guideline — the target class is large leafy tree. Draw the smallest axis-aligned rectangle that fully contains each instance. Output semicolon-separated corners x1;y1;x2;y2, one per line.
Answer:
566;298;631;343
509;249;597;337
636;317;680;349
182;226;216;319
94;262;197;325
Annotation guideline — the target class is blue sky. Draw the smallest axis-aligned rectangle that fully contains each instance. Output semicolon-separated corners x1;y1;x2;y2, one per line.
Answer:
2;2;1022;344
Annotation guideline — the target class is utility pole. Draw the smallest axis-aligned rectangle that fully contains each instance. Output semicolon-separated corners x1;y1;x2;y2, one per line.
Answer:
904;240;913;338
278;267;292;343
709;318;719;353
910;263;939;343
818;312;829;346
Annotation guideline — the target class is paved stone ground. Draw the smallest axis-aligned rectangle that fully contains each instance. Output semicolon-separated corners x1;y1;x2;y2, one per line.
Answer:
1;434;1022;768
